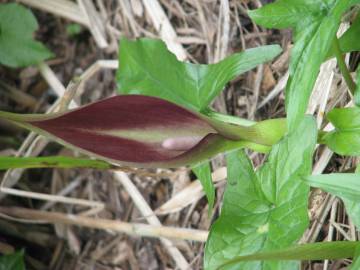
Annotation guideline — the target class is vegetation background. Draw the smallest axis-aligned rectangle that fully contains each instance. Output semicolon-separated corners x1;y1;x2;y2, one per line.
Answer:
0;0;358;269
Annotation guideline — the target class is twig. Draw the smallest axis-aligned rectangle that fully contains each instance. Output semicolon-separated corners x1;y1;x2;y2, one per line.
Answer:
249;64;264;119
141;0;187;60
323;199;338;270
0;206;208;242
57;77;82;111
18;0;89;26
114;172;190;270
0;61;117;205
0;81;38;109
77;0;108;48
216;0;230;61
0;187;104;211
257;72;288;109
156;167;227;215
194;0;212;61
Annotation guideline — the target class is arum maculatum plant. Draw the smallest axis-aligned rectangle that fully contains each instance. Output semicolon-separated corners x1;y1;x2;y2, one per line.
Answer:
2;0;360;267
0;95;286;168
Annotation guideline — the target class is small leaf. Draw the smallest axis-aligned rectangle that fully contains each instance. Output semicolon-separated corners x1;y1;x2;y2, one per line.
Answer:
0;156;113;170
249;0;359;130
323;107;360;156
0;3;53;68
0;251;25;270
217;241;359;269
192;162;215;214
66;23;82;37
205;116;317;270
0;95;284;168
116;38;281;112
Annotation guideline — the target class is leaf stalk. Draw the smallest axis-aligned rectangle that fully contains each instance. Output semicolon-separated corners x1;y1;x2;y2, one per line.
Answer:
333;38;356;94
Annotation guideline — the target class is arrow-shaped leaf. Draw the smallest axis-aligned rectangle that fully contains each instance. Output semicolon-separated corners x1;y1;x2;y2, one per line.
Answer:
116;38;282;112
249;0;360;130
205;116;317;270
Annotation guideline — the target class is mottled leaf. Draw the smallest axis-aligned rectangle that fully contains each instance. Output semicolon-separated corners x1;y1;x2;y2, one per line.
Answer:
0;3;53;67
205;116;317;270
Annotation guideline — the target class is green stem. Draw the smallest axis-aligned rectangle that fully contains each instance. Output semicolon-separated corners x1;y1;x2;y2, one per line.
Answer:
333;38;356;94
217;241;359;269
0;156;113;170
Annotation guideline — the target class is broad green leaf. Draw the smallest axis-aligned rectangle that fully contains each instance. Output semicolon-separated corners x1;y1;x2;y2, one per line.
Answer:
350;245;360;270
355;65;360;106
0;156;113;170
249;0;359;131
192;162;215;214
116;38;281;112
304;168;360;229
217;241;359;269
0;251;25;270
323;107;360;156
305;173;360;202
0;3;53;68
205;116;317;270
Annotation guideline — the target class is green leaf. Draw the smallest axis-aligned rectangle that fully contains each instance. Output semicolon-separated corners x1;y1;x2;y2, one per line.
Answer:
205;116;317;270
350;245;360;270
116;38;281;112
328;13;360;58
0;156;114;170
249;0;359;131
323;107;360;156
304;169;360;229
217;241;359;269
66;23;82;36
192;162;215;214
305;173;360;202
355;65;360;106
0;3;53;68
0;251;25;270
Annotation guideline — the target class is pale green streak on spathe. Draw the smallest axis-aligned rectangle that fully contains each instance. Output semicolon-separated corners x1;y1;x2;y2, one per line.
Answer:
99;124;214;143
